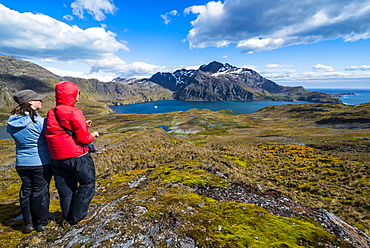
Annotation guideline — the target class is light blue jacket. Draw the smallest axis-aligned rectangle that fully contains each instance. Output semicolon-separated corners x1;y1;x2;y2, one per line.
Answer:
7;114;51;166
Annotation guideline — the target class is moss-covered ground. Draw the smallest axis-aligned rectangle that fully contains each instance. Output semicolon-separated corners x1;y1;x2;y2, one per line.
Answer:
0;102;369;247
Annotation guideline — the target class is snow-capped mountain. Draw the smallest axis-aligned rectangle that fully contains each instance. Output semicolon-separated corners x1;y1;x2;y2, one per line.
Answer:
148;61;308;101
148;69;197;92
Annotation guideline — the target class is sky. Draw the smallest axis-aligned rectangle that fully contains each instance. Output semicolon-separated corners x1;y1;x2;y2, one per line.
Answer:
1;0;370;88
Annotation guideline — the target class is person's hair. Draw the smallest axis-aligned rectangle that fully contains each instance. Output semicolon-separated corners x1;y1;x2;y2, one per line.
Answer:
11;103;38;122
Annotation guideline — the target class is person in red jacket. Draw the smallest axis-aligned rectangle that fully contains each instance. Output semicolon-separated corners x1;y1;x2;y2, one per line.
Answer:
45;81;99;225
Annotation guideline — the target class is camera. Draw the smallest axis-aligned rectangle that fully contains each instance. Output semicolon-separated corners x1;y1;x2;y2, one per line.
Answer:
87;144;96;153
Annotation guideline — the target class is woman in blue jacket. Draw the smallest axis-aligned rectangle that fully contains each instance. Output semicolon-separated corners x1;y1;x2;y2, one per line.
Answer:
7;90;54;233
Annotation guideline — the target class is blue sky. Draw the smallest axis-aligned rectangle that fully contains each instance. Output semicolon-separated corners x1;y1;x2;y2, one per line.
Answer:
1;0;370;88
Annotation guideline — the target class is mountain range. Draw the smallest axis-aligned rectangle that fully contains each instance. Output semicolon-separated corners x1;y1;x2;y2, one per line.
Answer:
149;61;307;101
0;56;342;115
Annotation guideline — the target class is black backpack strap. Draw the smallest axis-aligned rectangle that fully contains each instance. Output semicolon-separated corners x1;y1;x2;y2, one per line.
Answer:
53;108;76;138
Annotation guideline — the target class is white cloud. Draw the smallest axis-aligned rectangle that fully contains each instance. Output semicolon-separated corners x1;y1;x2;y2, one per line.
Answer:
0;4;180;79
265;64;293;68
71;0;117;21
261;66;297;79
63;15;74;21
242;64;259;72
86;56;169;78
161;10;178;25
0;4;128;60
259;63;370;83
313;64;334;72
185;1;226;48
262;70;348;81
45;66;116;82
345;65;370;71
44;56;172;80
185;0;370;52
176;64;201;71
0;4;134;77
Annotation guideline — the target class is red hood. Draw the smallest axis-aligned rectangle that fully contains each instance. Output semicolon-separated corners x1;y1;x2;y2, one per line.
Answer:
55;81;79;106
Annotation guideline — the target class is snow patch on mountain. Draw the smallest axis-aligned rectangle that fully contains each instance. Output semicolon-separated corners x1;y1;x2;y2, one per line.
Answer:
213;68;249;77
112;77;142;85
173;69;196;85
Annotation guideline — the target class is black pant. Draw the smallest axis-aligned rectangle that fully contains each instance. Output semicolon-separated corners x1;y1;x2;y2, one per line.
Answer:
52;153;95;224
16;164;53;227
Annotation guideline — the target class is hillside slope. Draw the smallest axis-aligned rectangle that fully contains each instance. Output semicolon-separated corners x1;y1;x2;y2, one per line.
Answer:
0;56;112;116
0;56;61;111
0;56;171;117
0;103;369;247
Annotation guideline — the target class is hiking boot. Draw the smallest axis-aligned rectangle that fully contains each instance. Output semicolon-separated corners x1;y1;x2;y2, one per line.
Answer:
24;225;34;233
77;210;97;224
36;225;47;232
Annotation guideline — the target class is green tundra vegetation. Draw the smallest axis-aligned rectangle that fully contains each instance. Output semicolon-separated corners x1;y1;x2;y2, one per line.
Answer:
0;102;369;247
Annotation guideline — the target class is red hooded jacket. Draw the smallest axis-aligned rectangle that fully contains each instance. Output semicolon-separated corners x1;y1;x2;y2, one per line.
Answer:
45;81;95;159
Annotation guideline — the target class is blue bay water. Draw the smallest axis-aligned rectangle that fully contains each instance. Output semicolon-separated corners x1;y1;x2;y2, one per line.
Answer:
309;88;370;105
110;100;309;115
110;88;370;115
0;125;11;140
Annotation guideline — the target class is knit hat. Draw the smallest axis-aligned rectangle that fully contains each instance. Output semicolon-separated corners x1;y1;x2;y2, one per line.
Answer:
13;90;45;105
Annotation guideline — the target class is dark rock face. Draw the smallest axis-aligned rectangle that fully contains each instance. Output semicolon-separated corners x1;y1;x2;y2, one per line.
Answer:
199;61;234;73
175;70;256;101
149;69;197;92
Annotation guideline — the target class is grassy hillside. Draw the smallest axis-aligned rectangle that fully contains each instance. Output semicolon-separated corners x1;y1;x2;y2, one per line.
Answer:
0;103;369;247
0;56;113;120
